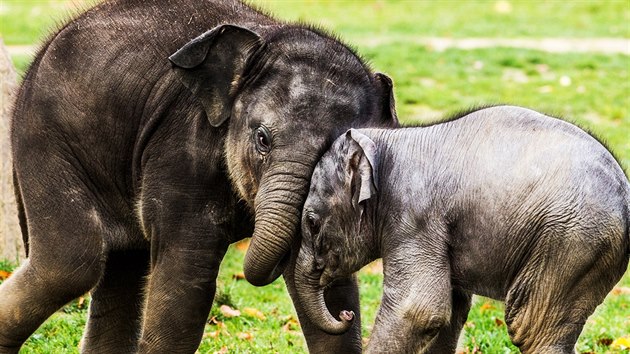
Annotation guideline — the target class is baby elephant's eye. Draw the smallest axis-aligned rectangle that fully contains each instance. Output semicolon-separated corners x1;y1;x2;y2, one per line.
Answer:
306;213;321;236
254;125;271;155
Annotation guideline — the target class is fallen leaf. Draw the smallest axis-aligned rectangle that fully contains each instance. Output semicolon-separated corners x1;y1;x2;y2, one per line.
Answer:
219;305;240;318
597;337;613;346
611;286;630;295
77;296;85;309
232;272;245;280
280;314;295;323
237;332;253;340
0;270;11;280
204;330;221;339
235;239;250;252
213;346;228;354
494;317;505;327
282;315;300;333
611;336;630;350
479;301;495;313
243;307;266;320
361;259;383;274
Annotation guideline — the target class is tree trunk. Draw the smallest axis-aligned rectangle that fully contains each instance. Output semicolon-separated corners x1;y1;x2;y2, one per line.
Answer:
0;39;23;264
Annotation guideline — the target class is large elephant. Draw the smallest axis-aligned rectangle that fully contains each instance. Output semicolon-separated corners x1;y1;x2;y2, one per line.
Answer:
0;0;398;352
294;106;629;353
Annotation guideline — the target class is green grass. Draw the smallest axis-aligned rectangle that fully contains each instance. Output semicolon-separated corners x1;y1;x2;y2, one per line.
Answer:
0;0;81;45
1;0;629;353
1;1;629;45
256;0;630;40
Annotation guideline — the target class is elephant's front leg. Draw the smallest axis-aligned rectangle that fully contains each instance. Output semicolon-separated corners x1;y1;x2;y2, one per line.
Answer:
284;244;363;354
367;237;452;354
137;197;231;353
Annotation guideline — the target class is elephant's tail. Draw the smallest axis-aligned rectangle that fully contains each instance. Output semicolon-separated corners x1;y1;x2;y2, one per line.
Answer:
12;167;29;257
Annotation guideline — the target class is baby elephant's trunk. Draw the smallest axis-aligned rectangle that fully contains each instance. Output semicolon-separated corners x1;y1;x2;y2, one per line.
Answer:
294;260;355;335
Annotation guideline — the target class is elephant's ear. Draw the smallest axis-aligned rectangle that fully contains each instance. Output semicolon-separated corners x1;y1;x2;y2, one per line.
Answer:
373;73;399;127
169;25;263;127
345;129;379;207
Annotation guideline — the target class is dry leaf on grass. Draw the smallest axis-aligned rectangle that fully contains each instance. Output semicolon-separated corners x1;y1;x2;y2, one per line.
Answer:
479;301;495;313
242;307;266;320
232;272;245;280
213;346;228;354
219;305;240;318
235;239;250;252
204;330;221;339
208;316;222;325
0;270;11;280
237;332;253;340
611;286;630;295
597;337;613;346
281;315;300;333
361;259;383;274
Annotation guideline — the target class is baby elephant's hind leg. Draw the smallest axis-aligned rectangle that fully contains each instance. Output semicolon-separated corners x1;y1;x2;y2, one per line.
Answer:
504;242;626;354
0;186;106;352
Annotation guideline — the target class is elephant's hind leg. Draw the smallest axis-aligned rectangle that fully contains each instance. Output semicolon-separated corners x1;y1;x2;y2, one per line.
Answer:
504;234;626;354
80;249;150;354
0;180;106;352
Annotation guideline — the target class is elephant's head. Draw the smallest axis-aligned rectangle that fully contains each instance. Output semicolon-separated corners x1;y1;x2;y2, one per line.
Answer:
169;25;397;286
295;129;380;334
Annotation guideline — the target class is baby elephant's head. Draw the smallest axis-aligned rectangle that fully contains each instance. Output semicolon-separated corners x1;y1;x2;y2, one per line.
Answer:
294;129;379;335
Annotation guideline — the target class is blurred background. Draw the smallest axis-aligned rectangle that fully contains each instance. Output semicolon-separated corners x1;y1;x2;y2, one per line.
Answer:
0;1;628;353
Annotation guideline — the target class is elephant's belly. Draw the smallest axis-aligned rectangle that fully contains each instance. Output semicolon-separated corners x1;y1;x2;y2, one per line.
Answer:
449;237;516;301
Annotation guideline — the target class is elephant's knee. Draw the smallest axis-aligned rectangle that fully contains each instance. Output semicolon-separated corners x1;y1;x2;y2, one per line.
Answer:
30;242;104;297
403;302;451;345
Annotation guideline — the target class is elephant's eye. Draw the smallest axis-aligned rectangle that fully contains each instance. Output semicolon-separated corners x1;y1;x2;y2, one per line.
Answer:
254;126;271;155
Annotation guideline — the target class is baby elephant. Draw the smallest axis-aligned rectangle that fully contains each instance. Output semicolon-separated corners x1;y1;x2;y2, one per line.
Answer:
294;105;629;354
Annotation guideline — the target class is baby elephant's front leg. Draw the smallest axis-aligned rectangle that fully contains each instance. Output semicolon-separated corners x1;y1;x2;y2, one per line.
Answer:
367;250;452;353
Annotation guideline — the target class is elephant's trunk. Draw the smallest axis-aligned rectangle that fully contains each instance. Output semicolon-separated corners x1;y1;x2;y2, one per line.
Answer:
244;162;311;286
293;250;355;335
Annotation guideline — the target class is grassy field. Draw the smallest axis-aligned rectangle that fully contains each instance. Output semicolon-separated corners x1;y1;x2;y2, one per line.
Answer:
1;0;629;353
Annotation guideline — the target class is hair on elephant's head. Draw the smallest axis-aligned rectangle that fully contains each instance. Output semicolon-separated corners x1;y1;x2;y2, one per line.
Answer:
295;129;380;334
169;24;397;286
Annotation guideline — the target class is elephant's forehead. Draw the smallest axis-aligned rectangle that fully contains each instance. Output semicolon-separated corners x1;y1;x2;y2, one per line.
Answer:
311;155;343;196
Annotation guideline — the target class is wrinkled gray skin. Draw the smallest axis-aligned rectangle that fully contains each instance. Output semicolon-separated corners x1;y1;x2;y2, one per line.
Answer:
0;0;398;353
296;105;630;354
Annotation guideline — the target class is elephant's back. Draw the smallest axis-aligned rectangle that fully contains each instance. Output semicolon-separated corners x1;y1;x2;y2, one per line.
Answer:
396;106;629;297
13;0;276;126
440;106;628;219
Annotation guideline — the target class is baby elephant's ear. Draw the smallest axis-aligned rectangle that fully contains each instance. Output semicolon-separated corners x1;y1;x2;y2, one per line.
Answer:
345;129;379;205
